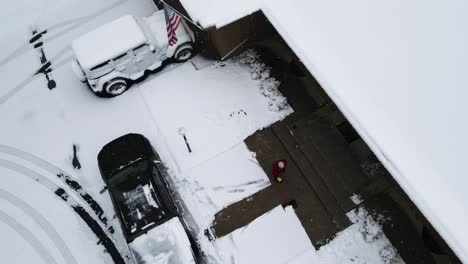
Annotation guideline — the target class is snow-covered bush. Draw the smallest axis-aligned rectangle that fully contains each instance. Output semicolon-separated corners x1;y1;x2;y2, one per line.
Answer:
361;215;384;242
349;207;384;242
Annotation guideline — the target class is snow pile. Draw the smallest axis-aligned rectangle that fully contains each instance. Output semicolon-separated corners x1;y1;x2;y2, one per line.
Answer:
380;245;403;264
350;193;363;205
129;217;196;264
347;207;388;243
323;207;403;264
286;207;405;264
231;49;289;112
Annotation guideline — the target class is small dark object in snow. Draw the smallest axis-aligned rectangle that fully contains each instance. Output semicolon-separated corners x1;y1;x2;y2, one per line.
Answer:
204;228;214;241
178;127;192;153
29;29;47;44
283;200;298;209
47;79;56;89
99;186;108;194
33;42;43;48
230;110;247;117
72;144;82;169
55;188;68;201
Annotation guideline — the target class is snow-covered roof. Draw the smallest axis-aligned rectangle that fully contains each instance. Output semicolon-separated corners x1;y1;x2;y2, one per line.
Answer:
72;15;147;70
179;0;260;28
178;0;468;262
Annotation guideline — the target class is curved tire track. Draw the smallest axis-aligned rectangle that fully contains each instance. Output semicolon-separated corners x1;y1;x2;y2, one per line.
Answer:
0;210;58;264
0;159;124;264
0;145;114;234
0;189;77;264
0;0;130;68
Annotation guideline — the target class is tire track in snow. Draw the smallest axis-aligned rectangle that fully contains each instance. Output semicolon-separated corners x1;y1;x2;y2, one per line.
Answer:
0;45;71;104
0;145;114;234
0;210;58;264
0;159;125;264
0;0;130;68
0;189;78;264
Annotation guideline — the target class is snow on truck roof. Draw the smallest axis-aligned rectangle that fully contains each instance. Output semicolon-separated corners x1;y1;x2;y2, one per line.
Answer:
179;0;468;262
72;15;147;70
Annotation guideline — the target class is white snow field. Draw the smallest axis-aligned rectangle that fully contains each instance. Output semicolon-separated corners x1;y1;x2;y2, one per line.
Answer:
178;0;468;262
1;0;403;263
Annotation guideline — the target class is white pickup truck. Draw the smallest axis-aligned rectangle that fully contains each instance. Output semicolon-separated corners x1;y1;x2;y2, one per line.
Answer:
71;10;195;97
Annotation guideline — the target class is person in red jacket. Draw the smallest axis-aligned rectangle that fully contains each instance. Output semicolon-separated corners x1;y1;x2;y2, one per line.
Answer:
272;159;287;183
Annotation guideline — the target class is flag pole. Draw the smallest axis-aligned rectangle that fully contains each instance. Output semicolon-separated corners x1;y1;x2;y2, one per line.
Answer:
159;0;204;30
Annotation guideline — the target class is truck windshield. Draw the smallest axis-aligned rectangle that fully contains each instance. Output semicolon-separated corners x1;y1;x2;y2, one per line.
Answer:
108;159;148;188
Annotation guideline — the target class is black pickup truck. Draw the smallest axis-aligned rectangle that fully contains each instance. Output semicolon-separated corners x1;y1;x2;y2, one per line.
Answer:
97;133;179;242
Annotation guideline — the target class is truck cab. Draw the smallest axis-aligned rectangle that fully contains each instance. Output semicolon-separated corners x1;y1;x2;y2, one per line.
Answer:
72;10;194;97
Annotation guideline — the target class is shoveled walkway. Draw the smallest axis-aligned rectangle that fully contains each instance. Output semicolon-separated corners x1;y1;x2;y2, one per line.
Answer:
211;106;371;247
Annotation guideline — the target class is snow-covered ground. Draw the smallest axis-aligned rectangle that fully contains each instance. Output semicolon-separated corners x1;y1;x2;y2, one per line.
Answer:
1;0;404;263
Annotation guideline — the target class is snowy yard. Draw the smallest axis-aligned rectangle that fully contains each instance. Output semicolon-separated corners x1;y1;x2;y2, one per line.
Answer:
1;0;403;263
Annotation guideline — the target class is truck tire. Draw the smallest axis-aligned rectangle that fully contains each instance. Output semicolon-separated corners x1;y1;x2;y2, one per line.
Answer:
104;78;129;97
174;43;194;62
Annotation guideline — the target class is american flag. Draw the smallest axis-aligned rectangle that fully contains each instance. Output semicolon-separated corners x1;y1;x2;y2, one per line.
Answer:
165;7;182;46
